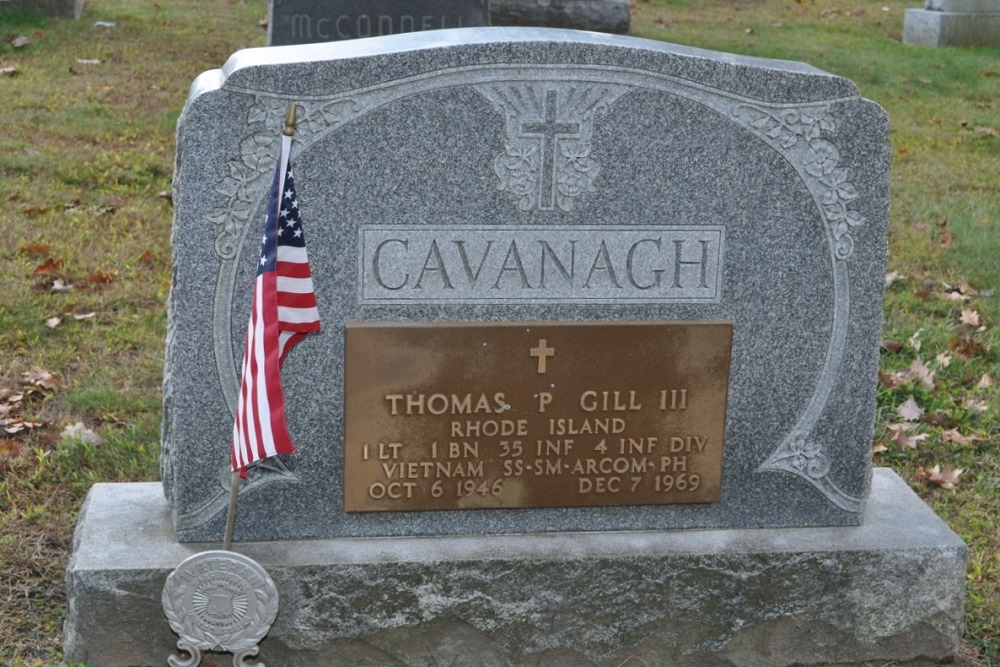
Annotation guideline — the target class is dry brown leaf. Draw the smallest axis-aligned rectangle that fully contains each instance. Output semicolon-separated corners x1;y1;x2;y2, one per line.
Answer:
974;126;999;137
73;312;97;321
10;36;30;49
964;398;989;414
881;339;904;353
884;271;904;288
950;335;987;361
45;316;62;329
897;395;924;422
33;257;64;275
976;373;994;390
878;371;906;388
872;442;887;453
939;291;970;302
935;352;952;368
939;229;955;247
887;423;929;449
960;309;980;327
941;429;985;446
50;279;74;293
918;465;964;490
61;422;104;445
21;366;60;391
908;330;923;351
908;357;935;391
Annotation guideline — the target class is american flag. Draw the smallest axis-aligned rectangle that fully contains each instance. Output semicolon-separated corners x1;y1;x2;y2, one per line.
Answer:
231;133;320;475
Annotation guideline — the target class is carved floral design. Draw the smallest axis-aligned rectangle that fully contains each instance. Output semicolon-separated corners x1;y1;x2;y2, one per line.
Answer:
208;96;360;260
735;105;866;261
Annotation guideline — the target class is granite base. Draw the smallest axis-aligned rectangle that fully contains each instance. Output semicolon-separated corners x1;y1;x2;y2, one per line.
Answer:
64;469;966;667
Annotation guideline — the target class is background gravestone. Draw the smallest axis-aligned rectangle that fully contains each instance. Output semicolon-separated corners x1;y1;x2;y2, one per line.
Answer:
490;0;629;34
268;0;490;45
0;0;83;19
904;0;1000;46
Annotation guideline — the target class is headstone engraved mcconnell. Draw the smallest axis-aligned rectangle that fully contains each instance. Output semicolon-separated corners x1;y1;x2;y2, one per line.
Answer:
64;28;967;667
268;0;490;45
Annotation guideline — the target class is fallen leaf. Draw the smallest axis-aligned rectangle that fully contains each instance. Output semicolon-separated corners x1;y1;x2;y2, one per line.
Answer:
918;465;964;490
10;36;30;48
960;309;980;327
0;66;19;77
939;228;955;247
976;373;994;390
887;423;929;449
45;316;62;329
21;366;60;391
61;422;104;445
878;370;906;388
908;357;935;391
884;270;904;288
50;279;74;293
897;395;924;422
84;270;115;286
908;330;923;352
964;398;989;414
0;440;20;456
935;352;952;368
69;65;84;76
18;243;51;255
941;429;984;446
73;312;97;321
75;58;101;65
974;126;999;137
872;443;887;453
33;257;64;275
950;335;987;361
881;339;904;353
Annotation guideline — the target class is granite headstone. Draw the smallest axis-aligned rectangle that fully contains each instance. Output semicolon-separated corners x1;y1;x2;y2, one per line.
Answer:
64;29;969;667
163;27;891;543
268;0;490;45
491;0;629;34
904;0;1000;46
0;0;83;19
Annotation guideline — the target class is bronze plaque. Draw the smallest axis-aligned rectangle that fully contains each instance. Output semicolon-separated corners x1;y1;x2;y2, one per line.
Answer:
344;321;732;512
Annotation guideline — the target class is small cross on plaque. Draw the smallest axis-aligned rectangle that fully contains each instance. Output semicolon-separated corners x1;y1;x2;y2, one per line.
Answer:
530;339;555;374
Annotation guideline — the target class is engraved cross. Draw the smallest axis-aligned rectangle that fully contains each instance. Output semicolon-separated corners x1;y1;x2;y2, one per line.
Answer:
521;90;580;210
530;339;555;374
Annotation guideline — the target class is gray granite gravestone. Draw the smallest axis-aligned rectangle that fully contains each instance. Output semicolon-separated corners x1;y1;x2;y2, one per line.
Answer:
268;0;490;45
0;0;83;19
491;0;629;33
904;0;1000;46
64;29;967;666
162;27;890;544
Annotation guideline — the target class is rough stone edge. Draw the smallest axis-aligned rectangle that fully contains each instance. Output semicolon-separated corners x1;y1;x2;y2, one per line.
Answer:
65;469;966;666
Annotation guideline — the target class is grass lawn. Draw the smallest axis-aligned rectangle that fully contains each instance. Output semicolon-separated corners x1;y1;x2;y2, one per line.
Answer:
0;0;997;664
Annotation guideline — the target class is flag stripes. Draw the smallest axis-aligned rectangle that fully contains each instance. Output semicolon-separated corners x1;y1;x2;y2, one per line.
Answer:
231;133;320;474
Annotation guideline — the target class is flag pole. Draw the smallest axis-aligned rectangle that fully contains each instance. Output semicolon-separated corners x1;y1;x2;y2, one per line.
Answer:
222;102;299;552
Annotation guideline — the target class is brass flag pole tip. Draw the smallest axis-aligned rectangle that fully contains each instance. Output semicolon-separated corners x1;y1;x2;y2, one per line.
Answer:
283;104;298;136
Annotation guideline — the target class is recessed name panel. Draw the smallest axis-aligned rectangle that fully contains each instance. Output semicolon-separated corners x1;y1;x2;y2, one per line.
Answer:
358;225;725;304
344;320;733;512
